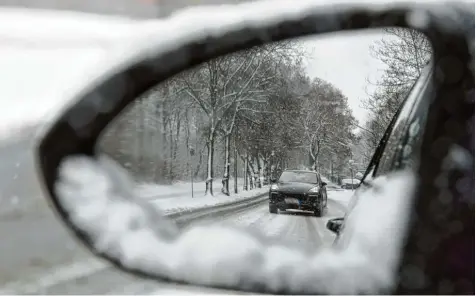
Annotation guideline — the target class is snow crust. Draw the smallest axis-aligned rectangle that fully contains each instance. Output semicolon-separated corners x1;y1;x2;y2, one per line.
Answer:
55;154;416;294
135;180;269;215
328;189;356;208
341;178;360;184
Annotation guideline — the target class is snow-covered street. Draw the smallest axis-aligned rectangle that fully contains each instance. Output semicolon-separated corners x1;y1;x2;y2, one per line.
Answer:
0;173;352;294
0;133;354;295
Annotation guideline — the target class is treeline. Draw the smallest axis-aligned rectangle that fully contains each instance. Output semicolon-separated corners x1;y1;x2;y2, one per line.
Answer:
359;28;432;162
99;39;356;196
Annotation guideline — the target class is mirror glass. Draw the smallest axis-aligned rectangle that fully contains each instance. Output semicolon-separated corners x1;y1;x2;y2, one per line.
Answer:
78;27;430;293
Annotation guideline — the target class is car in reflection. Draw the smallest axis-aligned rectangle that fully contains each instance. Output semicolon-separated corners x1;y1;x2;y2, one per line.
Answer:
340;178;360;190
268;170;327;216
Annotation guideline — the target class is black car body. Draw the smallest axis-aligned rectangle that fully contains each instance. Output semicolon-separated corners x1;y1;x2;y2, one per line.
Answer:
341;184;358;190
268;170;327;216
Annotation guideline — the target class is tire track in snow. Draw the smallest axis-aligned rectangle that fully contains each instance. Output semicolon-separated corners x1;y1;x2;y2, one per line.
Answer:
209;201;341;250
199;203;312;248
273;211;324;251
196;200;270;228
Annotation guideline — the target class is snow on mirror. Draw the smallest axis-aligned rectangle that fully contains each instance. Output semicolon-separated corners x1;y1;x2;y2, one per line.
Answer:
57;28;431;294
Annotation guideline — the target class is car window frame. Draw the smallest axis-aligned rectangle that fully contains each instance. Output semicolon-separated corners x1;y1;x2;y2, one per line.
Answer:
337;64;434;242
373;65;433;177
359;64;433;185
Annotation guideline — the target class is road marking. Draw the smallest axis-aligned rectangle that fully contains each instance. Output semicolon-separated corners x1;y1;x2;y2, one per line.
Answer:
0;259;108;294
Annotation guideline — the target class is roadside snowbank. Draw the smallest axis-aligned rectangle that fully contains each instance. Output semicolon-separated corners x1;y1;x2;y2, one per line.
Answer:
135;178;245;199
154;187;269;215
327;189;355;208
134;179;268;215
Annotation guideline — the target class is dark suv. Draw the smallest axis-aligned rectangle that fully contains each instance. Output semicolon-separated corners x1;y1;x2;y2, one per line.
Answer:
268;170;327;217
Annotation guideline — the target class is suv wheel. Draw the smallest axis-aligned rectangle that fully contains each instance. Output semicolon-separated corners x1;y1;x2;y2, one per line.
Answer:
269;204;278;214
314;200;324;217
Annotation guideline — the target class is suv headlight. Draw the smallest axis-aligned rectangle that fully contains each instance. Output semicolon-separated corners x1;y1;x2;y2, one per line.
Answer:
308;186;319;193
271;184;279;190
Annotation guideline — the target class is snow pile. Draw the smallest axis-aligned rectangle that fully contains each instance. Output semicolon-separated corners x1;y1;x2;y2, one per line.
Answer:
156;186;269;214
328;189;355;208
55;154;416;294
341;178;360;185
150;187;268;215
135;178;245;199
133;178;267;215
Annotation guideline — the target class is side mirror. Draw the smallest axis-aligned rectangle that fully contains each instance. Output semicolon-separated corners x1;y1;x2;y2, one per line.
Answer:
270;178;277;183
326;217;344;234
321;181;327;187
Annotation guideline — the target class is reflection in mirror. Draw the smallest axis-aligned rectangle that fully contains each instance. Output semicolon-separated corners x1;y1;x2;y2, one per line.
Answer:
86;28;430;293
326;217;344;234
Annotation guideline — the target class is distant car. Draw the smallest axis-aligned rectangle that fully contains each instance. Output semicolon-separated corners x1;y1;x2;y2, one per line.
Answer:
268;170;328;217
340;178;360;190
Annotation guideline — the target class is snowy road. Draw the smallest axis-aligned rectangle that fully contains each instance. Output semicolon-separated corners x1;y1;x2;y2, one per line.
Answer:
0;188;350;294
181;196;349;251
0;138;352;294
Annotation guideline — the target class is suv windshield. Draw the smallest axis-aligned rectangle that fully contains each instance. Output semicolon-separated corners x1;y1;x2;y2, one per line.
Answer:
279;171;318;184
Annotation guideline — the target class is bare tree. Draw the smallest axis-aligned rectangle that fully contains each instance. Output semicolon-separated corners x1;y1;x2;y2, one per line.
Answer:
360;28;432;159
98;38;358;196
299;79;356;172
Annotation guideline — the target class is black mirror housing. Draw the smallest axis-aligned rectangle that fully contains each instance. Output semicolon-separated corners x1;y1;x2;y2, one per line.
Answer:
326;217;344;234
270;178;277;183
33;1;473;294
321;181;327;186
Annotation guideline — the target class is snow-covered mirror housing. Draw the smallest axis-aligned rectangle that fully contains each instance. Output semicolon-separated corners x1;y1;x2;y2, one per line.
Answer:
34;0;473;294
56;154;417;294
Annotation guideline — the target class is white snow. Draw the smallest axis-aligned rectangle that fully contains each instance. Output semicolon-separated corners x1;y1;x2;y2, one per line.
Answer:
135;178;244;199
3;0;470;293
327;189;355;208
135;179;268;215
1;0;467;143
55;154;416;294
341;178;360;185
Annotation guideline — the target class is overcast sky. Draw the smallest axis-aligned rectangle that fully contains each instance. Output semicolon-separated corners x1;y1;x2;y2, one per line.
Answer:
300;30;389;125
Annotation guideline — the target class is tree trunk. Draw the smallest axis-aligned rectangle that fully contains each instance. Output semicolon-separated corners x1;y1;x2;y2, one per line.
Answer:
168;122;174;181
171;112;181;179
205;133;215;196
161;108;168;182
249;170;254;189
247;157;255;189
154;102;161;182
194;149;203;179
243;153;249;191
256;155;262;189
135;103;143;178
234;146;238;194
185;110;192;190
264;156;271;184
249;156;258;189
221;133;231;196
